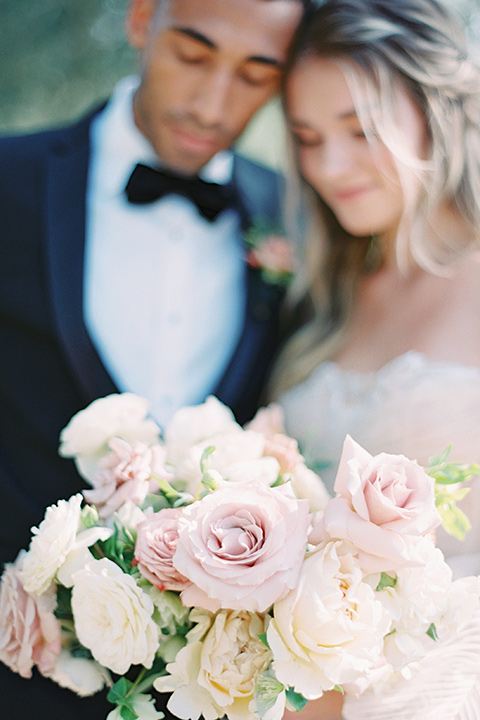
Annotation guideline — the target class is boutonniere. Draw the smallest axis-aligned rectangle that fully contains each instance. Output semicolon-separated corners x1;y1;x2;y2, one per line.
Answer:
244;220;295;289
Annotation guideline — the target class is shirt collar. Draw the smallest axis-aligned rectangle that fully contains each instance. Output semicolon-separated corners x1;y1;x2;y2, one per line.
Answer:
92;76;234;200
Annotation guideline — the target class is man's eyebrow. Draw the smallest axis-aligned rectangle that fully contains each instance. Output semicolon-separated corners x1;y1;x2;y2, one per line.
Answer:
173;27;216;49
172;27;283;67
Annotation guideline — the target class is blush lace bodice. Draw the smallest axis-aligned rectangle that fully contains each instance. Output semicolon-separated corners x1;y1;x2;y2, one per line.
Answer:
279;350;480;577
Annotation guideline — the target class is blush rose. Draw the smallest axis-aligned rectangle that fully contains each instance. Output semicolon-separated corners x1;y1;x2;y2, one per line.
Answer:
135;508;190;591
174;483;310;613
315;436;441;572
0;553;61;679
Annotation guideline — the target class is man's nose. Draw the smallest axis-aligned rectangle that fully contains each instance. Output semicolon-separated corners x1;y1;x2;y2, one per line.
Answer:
190;69;232;128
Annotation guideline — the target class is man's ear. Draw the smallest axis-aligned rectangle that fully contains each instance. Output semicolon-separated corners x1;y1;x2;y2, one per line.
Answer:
125;0;158;50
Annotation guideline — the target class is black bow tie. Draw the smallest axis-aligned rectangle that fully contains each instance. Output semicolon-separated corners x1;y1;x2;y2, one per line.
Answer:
125;163;235;222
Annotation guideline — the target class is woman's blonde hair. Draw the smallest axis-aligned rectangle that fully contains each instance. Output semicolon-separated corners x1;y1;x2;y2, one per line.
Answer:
271;0;480;396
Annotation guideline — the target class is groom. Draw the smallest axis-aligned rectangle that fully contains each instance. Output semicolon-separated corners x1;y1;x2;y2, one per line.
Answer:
0;0;306;718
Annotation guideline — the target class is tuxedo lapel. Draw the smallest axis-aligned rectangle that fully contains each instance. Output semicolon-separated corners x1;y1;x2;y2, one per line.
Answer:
214;154;285;421
44;111;118;402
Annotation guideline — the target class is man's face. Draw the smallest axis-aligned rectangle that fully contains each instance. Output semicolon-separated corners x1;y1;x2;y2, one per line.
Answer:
126;0;302;174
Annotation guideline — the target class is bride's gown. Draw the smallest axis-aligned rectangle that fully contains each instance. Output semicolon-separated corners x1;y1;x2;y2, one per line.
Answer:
279;350;480;719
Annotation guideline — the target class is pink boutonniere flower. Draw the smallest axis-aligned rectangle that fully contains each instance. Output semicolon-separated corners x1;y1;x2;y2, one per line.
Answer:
245;222;295;288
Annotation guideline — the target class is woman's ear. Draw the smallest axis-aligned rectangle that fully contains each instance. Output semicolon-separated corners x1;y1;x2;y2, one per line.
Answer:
125;0;158;50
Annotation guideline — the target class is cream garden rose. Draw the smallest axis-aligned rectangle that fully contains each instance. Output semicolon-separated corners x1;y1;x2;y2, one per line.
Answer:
155;608;272;720
267;540;392;698
174;483;310;613
71;558;159;675
315;436;442;572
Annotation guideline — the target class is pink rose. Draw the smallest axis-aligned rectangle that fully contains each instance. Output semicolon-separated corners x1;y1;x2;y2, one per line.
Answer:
0;553;61;679
84;438;171;518
134;508;190;591
314;436;441;573
174;483;310;613
247;236;294;275
245;404;286;439
264;434;302;474
246;405;302;473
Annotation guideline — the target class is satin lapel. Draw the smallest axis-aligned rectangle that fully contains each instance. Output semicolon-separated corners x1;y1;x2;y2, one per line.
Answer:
44;112;118;402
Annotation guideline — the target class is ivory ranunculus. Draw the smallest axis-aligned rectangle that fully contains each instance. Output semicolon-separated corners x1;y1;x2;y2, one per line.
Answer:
135;508;190;591
19;494;110;595
174;483;310;613
155;608;272;720
0;553;61;679
267;540;392;698
71;558;159;675
59;393;161;482
317;436;441;572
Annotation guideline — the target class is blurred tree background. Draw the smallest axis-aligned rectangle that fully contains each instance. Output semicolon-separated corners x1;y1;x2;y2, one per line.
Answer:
0;0;286;167
0;0;134;132
1;0;479;167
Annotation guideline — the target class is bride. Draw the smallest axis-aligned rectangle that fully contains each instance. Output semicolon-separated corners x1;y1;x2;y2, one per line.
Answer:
271;0;480;717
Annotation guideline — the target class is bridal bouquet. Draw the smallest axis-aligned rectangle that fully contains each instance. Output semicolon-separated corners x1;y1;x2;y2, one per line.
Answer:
1;394;479;720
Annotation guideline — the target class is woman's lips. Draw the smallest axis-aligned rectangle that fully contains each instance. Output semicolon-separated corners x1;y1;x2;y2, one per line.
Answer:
333;185;374;202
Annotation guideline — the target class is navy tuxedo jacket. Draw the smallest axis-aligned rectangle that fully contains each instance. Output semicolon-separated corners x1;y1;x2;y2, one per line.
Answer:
0;106;285;719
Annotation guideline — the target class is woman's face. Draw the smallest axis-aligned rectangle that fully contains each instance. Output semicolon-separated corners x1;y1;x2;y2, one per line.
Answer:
286;56;428;242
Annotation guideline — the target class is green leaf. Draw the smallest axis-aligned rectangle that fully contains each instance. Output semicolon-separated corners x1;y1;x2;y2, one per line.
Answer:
200;445;216;474
376;572;397;591
98;522;137;573
427;623;438;641
436;500;471;541
54;584;73;619
333;685;344;694
253;670;285;717
144;493;171;513
285;688;309;712
107;677;134;705
120;706;138;720
258;632;270;649
201;471;220;493
153;476;188;505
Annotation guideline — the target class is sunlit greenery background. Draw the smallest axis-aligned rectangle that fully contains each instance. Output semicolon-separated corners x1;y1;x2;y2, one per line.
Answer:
1;0;479;168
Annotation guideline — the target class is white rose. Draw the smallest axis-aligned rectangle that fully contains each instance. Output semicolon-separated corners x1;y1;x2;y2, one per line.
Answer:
175;430;266;493
155;608;272;720
289;463;331;512
59;393;161;482
19;494;110;595
267;540;392;698
165;396;240;466
373;537;453;668
71;558;159;675
47;649;111;696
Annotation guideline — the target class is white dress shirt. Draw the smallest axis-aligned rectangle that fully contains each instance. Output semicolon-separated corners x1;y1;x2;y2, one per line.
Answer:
84;77;245;428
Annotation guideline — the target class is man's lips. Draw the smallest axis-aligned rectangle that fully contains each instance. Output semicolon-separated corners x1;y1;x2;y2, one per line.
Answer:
171;126;224;156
